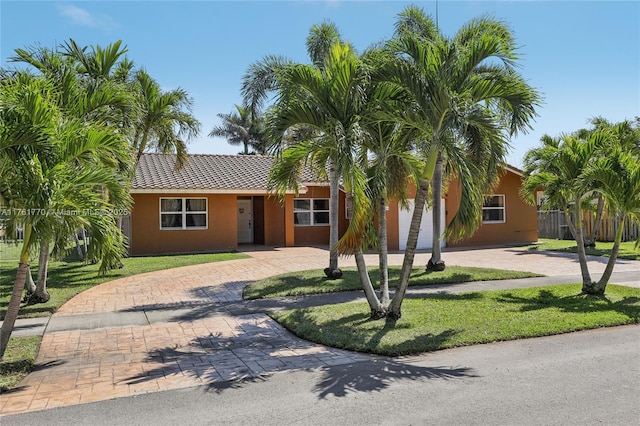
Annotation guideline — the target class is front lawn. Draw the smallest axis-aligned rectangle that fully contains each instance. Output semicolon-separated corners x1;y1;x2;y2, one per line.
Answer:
0;336;40;391
243;266;541;299
0;251;249;320
272;284;640;356
531;238;640;260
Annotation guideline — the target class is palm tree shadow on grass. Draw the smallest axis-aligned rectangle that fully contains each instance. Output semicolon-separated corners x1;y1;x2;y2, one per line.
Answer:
279;308;464;355
497;290;640;318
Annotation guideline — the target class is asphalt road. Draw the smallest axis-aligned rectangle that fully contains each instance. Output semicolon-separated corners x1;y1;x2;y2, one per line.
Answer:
3;325;639;426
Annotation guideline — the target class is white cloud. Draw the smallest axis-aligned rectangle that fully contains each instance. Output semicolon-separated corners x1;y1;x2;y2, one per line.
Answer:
57;3;116;30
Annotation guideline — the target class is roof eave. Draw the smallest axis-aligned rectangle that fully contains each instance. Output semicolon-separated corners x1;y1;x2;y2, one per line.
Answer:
130;188;306;195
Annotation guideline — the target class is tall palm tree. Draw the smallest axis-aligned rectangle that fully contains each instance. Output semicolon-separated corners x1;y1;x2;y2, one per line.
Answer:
362;120;421;309
210;104;265;154
0;74;53;359
269;41;370;280
243;22;345;279
378;18;540;319
393;6;447;271
9;40;133;302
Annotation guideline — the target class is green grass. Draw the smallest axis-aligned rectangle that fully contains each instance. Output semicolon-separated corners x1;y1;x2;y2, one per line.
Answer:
0;251;249;320
271;284;640;356
530;238;640;260
0;240;24;262
243;266;542;299
0;336;41;391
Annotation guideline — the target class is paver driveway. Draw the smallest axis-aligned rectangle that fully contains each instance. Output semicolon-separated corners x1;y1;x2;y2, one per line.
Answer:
2;246;639;415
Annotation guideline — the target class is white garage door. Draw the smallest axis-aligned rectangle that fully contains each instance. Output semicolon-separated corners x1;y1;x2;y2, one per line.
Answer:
398;200;446;250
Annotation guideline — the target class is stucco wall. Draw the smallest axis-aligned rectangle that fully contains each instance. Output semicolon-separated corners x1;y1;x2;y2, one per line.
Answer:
445;170;538;247
130;186;349;255
130;193;238;255
293;186;348;246
264;195;286;246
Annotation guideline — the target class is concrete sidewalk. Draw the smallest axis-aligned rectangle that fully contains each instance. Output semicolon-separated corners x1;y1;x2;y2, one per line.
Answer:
2;246;639;415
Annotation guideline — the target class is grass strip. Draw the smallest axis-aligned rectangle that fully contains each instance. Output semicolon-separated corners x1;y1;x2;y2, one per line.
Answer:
530;239;640;260
271;284;640;356
0;336;41;391
243;266;541;299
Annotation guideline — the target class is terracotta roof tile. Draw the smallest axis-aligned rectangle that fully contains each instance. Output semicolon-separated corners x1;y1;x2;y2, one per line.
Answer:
132;153;323;191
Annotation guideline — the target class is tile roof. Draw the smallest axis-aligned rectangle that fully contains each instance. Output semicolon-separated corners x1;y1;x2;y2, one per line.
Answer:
131;153;324;192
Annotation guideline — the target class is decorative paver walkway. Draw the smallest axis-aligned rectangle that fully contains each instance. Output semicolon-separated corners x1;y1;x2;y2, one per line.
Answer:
1;246;639;415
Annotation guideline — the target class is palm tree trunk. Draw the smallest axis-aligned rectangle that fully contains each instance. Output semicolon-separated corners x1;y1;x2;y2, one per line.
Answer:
378;191;390;305
24;265;36;296
592;215;625;294
0;224;32;360
80;227;87;259
427;154;445;271
136;128;150;162
586;194;605;247
75;231;83;259
564;203;592;289
324;159;342;279
388;177;430;320
354;249;385;318
32;239;51;303
389;148;439;320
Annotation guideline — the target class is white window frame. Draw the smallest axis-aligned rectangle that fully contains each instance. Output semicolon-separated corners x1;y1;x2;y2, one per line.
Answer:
294;198;330;227
160;197;208;230
482;195;506;224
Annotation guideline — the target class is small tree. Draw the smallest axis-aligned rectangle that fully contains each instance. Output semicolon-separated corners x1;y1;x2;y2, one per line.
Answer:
522;121;639;295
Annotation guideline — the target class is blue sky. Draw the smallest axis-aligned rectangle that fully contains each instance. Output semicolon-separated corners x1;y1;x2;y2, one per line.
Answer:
1;1;638;167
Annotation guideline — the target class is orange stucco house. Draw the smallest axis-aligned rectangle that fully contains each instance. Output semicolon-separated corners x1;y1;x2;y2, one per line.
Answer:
128;154;536;256
129;153;347;256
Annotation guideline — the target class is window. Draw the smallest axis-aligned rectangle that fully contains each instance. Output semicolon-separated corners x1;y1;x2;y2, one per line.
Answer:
482;195;505;223
160;198;207;230
294;198;330;226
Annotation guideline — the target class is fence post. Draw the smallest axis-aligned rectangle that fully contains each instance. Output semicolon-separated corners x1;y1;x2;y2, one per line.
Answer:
557;210;562;240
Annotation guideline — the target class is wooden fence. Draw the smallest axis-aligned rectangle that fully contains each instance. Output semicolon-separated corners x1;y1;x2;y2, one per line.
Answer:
538;210;639;242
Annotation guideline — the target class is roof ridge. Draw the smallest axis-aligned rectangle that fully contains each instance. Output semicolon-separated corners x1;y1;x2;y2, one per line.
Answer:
138;152;275;159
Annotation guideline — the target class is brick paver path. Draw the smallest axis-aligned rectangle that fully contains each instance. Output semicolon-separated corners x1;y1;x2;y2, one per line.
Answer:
2;246;639;415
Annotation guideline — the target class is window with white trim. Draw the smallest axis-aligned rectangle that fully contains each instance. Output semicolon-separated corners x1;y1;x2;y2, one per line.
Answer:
482;195;505;223
294;198;330;226
160;198;207;230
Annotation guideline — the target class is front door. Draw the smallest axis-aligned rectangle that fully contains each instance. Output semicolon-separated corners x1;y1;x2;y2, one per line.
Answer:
237;199;253;244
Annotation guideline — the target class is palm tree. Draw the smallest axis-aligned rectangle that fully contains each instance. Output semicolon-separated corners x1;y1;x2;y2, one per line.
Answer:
522;132;601;288
363;120;421;309
0;71;131;358
54;42;201;167
523;123;639;295
269;40;370;280
8;41;133;303
0;74;54;359
131;70;201;168
378;18;540;319
393;6;447;271
357;60;422;309
581;147;640;293
242;22;345;279
576;117;640;246
210;104;265;154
